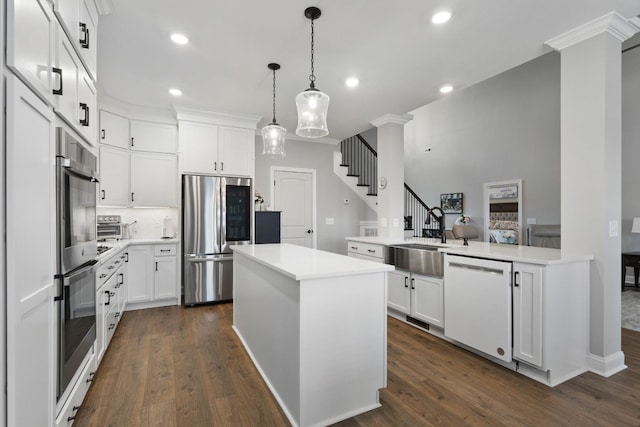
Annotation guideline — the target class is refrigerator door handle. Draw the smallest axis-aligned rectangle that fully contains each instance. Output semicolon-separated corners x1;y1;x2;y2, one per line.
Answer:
186;254;234;262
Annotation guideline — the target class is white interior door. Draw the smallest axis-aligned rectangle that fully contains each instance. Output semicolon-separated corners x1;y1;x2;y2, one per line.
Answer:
273;169;315;248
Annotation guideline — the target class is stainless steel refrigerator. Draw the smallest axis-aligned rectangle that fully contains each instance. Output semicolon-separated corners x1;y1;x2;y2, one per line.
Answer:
182;175;252;305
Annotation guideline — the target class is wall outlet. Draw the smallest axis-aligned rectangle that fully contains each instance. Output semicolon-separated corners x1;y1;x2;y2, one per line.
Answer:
527;218;537;225
325;217;334;225
393;218;399;227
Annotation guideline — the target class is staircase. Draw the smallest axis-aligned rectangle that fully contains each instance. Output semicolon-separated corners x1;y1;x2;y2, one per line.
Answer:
334;134;442;238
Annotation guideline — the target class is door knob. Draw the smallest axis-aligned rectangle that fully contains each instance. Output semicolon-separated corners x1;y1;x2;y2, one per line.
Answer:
307;229;313;234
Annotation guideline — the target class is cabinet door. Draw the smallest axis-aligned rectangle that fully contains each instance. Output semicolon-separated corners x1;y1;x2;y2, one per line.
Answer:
54;26;80;129
99;110;129;149
218;126;254;176
387;270;411;314
127;246;153;303
179;121;219;174
95;284;106;363
411;274;444;327
130;152;178;207
98;146;130;206
154;256;177;300
130;120;177;153
77;66;97;144
6;75;56;427
7;0;56;103
117;258;128;313
513;262;543;368
54;0;78;46
77;0;98;80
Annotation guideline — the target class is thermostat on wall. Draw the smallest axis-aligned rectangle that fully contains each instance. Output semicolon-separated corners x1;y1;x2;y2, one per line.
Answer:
378;176;387;189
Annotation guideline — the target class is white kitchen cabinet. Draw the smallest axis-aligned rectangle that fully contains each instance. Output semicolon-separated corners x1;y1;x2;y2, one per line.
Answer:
54;351;95;427
54;0;98;81
98;145;130;207
6;0;57;104
154;255;177;300
512;262;544;368
130;120;177;154
127;245;154;303
346;241;386;263
99;110;129;149
130;152;178;207
54;26;97;145
180;121;253;176
387;268;444;328
6;75;56;427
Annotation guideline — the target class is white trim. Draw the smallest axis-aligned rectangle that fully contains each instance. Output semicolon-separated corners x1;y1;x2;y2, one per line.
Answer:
545;11;640;51
270;166;317;249
586;351;627;377
173;106;261;129
370;113;413;127
94;0;114;15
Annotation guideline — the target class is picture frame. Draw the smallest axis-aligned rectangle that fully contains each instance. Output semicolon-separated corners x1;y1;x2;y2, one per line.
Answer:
440;192;463;214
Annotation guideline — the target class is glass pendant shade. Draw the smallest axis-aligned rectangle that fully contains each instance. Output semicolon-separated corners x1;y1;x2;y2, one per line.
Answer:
261;123;287;158
295;88;330;138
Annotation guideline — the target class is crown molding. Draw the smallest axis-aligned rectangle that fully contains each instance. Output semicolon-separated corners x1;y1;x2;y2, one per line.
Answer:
370;113;413;128
94;0;114;15
173;106;262;129
546;11;640;51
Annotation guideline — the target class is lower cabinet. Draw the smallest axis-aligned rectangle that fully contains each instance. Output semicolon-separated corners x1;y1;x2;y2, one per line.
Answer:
388;269;444;328
55;352;95;426
127;243;178;308
512;262;543;368
96;250;128;364
346;241;386;262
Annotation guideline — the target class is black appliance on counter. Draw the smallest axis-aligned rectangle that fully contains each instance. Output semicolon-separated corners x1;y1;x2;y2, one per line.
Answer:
255;211;281;244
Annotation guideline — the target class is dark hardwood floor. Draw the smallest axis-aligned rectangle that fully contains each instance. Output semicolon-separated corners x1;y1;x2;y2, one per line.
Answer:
74;304;640;426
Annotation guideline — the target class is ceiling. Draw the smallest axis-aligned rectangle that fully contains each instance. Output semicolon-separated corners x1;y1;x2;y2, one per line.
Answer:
97;0;640;141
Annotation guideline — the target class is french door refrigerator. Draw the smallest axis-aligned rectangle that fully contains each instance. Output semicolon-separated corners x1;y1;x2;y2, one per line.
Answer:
182;175;252;305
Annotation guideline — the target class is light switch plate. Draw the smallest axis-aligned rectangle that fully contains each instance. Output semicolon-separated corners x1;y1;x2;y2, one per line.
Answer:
381;218;387;227
527;218;537;225
609;220;619;237
393;218;399;227
325;218;334;225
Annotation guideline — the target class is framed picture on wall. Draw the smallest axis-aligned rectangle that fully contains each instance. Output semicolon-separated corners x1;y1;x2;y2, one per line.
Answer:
440;193;463;214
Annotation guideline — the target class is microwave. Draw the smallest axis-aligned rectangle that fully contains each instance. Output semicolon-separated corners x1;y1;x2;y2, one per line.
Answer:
97;215;123;241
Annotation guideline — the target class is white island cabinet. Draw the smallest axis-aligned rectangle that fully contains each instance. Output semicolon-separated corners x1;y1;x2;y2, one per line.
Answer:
232;244;393;427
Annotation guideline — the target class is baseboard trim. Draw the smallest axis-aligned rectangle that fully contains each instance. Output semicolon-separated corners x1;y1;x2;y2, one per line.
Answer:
586;351;627;377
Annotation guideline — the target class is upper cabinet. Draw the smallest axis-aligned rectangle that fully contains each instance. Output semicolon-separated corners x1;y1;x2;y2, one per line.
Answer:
176;108;260;178
6;0;57;105
131;120;177;154
99;110;129;149
54;0;99;80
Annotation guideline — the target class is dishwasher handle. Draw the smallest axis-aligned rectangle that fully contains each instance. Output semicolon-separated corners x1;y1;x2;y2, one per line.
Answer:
448;261;505;275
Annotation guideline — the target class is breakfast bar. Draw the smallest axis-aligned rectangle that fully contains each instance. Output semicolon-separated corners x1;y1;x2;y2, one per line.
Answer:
231;244;393;427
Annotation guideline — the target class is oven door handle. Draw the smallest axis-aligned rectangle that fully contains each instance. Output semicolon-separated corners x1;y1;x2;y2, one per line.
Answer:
62;260;98;285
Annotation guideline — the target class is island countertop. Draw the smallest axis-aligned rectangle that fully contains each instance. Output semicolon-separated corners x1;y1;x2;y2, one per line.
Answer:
231;243;393;280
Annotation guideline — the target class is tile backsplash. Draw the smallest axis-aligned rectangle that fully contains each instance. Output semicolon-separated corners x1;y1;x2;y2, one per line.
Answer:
97;207;179;240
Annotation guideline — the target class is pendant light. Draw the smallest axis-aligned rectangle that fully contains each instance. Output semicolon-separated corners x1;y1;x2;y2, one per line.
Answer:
295;6;330;138
262;63;287;158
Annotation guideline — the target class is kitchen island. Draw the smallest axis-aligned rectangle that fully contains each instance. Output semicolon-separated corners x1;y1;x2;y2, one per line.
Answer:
231;244;393;427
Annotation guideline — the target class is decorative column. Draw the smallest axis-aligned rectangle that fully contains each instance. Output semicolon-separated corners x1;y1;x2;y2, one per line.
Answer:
371;114;413;241
546;12;639;377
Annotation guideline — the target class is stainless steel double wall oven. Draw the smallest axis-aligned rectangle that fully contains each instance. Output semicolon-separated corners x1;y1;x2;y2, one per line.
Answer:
55;128;99;400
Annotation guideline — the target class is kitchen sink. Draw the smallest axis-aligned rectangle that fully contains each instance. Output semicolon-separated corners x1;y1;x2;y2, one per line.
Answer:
387;243;444;277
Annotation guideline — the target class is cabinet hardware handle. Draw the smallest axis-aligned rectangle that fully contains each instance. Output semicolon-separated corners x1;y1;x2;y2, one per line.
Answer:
101;129;105;139
160;249;170;252
131;192;134;202
350;246;358;250
99;273;107;279
101;189;106;200
89;371;95;377
86;376;94;383
367;249;375;253
214;161;217;171
108;324;116;330
114;260;120;264
514;271;520;287
118;273;124;285
79;22;89;48
52;67;63;95
68;415;77;421
108;265;115;270
155;262;158;271
411;278;415;290
125;253;129;262
72;405;81;412
404;277;408;288
105;290;111;305
131;137;134;147
115;312;120;318
79;103;90;126
110;291;116;297
221;162;224;171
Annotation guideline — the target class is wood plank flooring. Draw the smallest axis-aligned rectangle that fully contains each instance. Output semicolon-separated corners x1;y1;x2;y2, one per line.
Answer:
74;305;640;426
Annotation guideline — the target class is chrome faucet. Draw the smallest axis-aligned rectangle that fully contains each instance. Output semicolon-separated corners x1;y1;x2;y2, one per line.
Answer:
427;207;446;243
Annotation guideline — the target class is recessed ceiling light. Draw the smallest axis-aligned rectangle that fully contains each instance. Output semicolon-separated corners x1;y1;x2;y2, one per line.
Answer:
439;85;453;94
170;33;189;44
345;77;359;88
169;88;182;96
431;11;451;24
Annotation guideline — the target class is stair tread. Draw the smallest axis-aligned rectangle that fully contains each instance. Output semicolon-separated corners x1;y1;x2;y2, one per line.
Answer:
356;184;370;187
367;193;377;196
339;164;349;167
346;174;359;177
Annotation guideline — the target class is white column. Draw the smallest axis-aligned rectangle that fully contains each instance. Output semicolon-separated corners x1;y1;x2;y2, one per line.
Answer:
370;114;413;240
546;11;639;376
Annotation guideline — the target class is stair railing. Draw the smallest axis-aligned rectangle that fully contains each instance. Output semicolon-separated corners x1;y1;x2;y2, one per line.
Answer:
339;134;442;238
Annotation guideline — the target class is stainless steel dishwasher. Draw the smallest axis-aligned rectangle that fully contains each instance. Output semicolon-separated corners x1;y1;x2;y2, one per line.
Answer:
444;254;513;362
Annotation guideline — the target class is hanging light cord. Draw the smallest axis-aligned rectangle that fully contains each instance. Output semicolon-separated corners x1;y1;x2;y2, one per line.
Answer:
272;68;278;124
309;18;316;88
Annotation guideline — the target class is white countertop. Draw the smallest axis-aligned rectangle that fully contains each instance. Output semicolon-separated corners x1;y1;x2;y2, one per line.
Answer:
345;236;592;265
98;238;180;263
232;243;394;280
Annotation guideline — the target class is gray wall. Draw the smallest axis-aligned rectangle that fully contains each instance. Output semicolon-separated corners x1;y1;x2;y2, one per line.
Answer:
404;52;562;236
254;139;376;255
622;46;640;252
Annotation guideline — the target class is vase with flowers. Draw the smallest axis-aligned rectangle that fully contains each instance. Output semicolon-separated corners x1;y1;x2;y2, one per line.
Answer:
455;214;471;225
254;192;264;211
